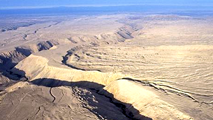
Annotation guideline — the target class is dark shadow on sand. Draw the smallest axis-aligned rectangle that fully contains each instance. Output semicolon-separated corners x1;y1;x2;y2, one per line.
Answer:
31;78;153;120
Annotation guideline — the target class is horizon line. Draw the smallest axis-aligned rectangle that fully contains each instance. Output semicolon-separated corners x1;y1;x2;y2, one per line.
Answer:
0;4;212;10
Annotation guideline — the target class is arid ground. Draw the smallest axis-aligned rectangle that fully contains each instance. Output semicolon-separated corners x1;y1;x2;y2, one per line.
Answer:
0;14;213;120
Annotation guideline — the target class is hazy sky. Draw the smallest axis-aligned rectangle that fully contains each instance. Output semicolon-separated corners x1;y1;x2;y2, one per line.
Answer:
0;0;212;9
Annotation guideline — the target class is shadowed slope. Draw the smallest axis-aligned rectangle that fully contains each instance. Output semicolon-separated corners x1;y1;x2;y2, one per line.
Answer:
31;78;152;120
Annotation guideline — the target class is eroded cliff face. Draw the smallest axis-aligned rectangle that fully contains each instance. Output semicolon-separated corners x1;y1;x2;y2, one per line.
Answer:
1;15;213;120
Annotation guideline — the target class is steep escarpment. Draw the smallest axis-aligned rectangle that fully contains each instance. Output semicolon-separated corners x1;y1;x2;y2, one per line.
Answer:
100;79;192;120
8;54;193;120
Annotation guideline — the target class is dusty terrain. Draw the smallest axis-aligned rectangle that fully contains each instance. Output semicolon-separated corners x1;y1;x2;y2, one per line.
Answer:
0;14;213;120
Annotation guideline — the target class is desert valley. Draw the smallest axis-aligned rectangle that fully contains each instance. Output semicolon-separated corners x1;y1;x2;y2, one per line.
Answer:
0;12;213;120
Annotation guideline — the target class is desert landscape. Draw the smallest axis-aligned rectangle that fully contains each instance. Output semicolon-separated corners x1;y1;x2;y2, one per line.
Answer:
0;13;213;120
